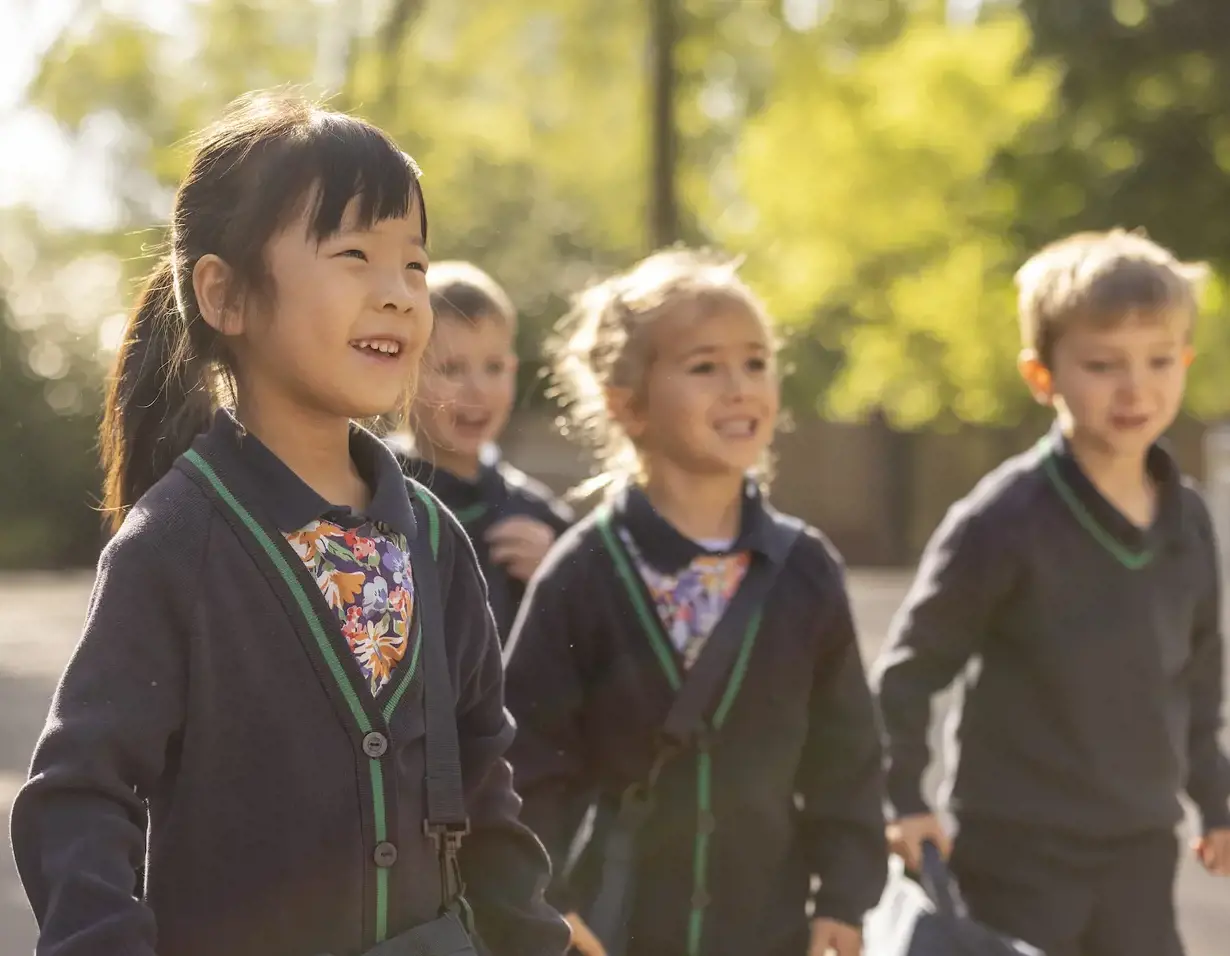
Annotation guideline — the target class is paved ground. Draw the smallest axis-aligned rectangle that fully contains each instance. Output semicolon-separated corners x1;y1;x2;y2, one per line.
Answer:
1;571;1227;953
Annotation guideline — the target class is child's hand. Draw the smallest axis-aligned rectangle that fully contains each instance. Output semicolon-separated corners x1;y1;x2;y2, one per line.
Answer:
886;813;951;873
1193;828;1230;876
564;911;607;956
809;918;862;956
486;516;558;582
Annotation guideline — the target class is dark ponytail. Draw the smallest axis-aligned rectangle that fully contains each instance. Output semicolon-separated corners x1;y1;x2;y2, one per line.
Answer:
100;258;213;533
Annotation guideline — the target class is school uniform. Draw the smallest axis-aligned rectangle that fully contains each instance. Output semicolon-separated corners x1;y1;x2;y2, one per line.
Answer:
396;452;573;643
504;482;888;956
11;410;569;956
873;423;1230;956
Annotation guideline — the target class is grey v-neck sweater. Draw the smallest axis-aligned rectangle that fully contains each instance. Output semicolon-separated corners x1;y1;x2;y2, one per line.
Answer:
873;425;1230;837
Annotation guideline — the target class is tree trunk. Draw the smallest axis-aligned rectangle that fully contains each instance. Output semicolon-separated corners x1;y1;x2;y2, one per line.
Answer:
377;0;427;112
649;0;679;249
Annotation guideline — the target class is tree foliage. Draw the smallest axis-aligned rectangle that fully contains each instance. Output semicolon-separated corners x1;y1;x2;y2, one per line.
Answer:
7;0;1230;565
0;270;102;567
1013;0;1230;266
720;10;1059;427
1008;0;1230;420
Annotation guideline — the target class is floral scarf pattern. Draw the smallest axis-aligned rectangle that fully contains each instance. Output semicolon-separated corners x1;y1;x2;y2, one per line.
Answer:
618;528;749;669
286;517;415;695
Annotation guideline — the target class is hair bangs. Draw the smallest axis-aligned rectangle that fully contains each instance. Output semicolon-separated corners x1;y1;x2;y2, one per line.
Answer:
306;114;426;241
248;112;426;247
209;112;427;288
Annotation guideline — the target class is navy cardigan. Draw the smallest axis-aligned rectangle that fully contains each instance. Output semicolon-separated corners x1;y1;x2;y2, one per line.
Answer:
11;413;568;956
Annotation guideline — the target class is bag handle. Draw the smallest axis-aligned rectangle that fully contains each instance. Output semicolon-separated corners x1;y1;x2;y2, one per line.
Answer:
919;840;964;920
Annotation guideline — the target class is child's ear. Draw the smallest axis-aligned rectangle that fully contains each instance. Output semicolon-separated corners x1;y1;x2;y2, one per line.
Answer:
1183;345;1195;368
1018;349;1054;406
604;386;646;440
193;254;245;336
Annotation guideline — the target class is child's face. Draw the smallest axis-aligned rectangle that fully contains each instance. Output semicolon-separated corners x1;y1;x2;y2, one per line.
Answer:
227;196;433;421
624;306;779;479
1029;313;1190;459
412;315;518;462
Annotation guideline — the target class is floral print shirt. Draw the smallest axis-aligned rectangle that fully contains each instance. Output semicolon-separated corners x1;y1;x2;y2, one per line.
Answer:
286;516;415;696
619;528;750;670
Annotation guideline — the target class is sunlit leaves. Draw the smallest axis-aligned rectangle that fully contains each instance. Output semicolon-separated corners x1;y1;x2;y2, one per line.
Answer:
15;0;1230;429
1185;272;1230;420
719;13;1058;427
31;12;163;133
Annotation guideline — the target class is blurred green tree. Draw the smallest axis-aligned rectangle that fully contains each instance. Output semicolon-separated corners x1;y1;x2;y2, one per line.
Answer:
1006;0;1230;422
716;8;1061;428
10;0;1230;543
0;276;102;567
1012;0;1230;268
26;0;663;401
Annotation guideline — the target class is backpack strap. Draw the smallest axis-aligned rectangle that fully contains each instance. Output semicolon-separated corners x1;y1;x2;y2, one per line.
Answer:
584;506;802;955
406;484;471;911
659;514;802;748
594;506;803;775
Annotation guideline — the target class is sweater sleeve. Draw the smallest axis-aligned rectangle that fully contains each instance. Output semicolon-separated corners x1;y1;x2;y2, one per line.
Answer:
10;504;201;956
502;540;597;915
870;500;1011;819
445;517;571;956
795;565;888;927
1185;498;1230;832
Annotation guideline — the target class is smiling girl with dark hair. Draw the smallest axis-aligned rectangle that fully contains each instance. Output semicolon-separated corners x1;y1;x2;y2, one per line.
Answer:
11;90;567;956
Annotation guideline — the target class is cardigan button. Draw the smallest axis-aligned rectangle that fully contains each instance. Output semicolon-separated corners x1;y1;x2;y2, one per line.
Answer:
362;731;389;758
373;842;398;867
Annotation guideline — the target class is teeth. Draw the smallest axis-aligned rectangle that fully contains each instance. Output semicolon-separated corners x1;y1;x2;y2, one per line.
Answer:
354;339;401;355
716;419;754;438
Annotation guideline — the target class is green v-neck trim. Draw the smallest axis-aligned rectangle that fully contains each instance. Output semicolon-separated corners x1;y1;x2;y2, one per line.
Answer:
594;506;762;956
183;449;442;945
1041;452;1154;570
186;449;377;724
596;512;682;687
452;502;489;526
